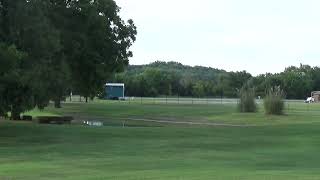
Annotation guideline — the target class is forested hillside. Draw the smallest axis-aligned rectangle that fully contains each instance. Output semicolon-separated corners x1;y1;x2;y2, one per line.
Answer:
112;61;252;97
111;61;320;99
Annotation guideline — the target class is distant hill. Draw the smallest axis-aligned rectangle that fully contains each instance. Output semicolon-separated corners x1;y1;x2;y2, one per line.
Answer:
111;62;320;99
126;61;228;81
112;61;252;97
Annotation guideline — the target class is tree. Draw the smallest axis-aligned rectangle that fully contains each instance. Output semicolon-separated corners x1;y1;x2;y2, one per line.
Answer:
281;69;312;99
192;82;205;97
227;71;252;97
311;67;320;91
0;0;136;118
57;0;137;102
0;43;30;119
0;0;61;118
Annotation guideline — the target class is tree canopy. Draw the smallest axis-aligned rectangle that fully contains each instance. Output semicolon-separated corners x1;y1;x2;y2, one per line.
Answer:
0;0;136;119
112;61;320;99
112;61;252;98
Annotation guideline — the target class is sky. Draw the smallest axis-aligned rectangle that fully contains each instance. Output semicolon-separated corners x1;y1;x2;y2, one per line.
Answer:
115;0;320;75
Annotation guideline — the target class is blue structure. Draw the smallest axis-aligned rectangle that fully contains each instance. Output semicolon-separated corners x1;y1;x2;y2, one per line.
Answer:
105;83;125;100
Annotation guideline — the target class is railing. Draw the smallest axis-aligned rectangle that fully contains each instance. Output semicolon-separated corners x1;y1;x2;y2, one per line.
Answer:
66;95;306;105
67;96;304;106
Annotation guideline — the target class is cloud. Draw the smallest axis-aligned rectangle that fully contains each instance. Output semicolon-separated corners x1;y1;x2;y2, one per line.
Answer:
115;0;320;75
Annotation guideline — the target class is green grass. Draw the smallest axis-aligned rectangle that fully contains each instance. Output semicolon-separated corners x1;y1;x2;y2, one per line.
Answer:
0;100;319;179
1;123;320;179
26;100;320;126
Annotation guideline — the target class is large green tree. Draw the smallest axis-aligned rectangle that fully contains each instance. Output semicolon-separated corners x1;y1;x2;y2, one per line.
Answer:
0;0;61;119
56;0;137;102
0;43;28;119
281;66;312;99
0;0;136;118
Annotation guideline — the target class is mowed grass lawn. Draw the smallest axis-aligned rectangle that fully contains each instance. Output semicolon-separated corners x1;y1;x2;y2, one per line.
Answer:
0;101;320;179
27;100;320;126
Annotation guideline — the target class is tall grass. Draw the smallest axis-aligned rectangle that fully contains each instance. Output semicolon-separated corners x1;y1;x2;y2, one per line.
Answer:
238;86;257;113
264;86;285;115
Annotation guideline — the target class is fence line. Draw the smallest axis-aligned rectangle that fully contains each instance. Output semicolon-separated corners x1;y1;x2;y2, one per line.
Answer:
66;95;305;106
100;97;304;106
64;95;320;113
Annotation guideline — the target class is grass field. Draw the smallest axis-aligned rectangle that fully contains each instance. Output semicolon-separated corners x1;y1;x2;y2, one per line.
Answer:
1;100;320;179
26;100;320;126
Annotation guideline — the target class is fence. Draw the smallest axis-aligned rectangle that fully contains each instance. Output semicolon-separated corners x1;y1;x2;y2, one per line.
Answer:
66;96;304;106
65;95;317;112
66;95;94;103
124;97;239;105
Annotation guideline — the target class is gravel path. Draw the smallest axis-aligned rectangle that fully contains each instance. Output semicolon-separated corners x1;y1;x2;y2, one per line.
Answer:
120;118;256;127
72;115;256;127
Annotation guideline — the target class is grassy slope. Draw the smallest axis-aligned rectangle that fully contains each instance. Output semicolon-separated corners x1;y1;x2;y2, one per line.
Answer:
0;101;319;179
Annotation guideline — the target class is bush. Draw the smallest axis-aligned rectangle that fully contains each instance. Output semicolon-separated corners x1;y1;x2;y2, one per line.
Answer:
238;86;257;113
264;86;285;115
37;116;73;124
22;115;33;121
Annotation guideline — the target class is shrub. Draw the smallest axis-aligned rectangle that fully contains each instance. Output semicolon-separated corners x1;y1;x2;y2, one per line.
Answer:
22;115;33;121
264;86;285;115
238;86;257;113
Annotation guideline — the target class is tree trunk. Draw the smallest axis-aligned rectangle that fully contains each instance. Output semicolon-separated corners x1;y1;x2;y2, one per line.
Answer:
11;107;21;120
54;94;62;108
54;99;61;108
85;97;88;103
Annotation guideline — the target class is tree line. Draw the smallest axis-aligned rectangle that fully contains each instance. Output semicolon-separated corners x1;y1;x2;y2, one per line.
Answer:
0;0;137;119
112;61;320;99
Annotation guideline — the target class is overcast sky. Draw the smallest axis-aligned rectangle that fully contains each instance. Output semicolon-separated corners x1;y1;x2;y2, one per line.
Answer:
115;0;320;75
